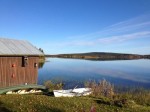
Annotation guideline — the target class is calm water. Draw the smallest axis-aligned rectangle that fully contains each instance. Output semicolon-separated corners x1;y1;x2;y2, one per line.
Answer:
38;58;150;89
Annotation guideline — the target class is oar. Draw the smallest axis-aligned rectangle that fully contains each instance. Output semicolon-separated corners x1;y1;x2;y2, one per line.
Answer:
70;85;78;93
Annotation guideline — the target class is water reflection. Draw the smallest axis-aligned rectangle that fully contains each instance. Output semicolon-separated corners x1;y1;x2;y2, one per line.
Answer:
38;61;45;69
38;58;150;89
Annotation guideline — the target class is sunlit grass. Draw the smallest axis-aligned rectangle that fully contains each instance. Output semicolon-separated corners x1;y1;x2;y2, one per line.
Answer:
0;93;150;112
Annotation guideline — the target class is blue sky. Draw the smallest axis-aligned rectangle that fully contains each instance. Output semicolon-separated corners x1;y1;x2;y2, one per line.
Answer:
0;0;150;54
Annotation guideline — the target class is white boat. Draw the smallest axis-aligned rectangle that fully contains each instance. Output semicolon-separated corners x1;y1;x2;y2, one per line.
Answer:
53;88;92;97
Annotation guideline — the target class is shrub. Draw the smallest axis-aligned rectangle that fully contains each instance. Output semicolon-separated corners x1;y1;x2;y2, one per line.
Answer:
44;80;63;92
85;79;114;98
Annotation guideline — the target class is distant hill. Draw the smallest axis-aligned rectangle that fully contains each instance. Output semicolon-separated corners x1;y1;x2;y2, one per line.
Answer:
45;52;146;60
144;55;150;59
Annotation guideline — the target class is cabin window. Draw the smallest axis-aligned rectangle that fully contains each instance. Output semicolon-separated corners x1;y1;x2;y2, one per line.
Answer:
22;56;28;67
34;63;38;68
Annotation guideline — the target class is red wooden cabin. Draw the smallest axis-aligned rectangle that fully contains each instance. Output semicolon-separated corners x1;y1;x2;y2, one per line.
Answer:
0;38;44;88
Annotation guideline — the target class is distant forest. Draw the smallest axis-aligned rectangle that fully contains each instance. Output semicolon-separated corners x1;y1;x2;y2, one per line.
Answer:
45;52;150;61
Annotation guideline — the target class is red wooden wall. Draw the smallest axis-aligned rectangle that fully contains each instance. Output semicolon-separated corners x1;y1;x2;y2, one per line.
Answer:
0;56;39;88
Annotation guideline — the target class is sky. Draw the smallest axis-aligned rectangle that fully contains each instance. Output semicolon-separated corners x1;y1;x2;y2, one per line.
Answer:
0;0;150;55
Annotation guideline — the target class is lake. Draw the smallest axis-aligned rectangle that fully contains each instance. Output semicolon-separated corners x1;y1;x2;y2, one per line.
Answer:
38;58;150;89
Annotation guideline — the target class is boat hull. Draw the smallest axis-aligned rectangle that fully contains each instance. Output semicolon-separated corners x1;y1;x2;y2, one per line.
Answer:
53;88;91;97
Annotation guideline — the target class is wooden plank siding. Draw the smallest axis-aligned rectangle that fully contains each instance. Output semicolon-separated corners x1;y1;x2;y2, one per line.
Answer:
0;56;39;88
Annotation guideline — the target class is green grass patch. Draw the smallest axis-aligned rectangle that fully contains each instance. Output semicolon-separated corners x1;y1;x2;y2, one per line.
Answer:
0;94;150;112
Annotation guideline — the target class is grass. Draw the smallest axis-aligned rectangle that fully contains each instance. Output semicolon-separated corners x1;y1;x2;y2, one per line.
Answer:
0;93;150;112
115;89;150;106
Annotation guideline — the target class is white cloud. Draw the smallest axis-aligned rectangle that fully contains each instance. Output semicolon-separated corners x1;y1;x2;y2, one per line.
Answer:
67;14;150;40
56;31;150;46
46;14;150;49
65;14;150;46
97;31;150;44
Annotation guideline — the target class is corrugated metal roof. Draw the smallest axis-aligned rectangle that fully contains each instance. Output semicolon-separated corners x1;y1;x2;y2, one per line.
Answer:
0;38;44;56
